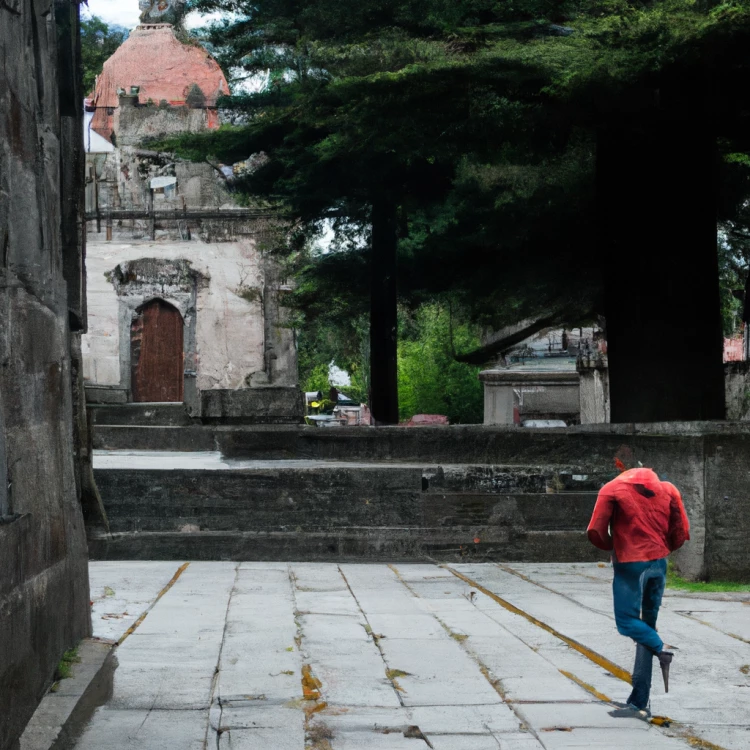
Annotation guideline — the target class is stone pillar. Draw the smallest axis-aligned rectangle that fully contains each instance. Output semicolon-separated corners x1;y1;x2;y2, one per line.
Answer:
578;355;610;424
480;375;516;425
598;120;725;422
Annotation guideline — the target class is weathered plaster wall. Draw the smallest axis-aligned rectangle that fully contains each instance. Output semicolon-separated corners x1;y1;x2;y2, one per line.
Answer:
0;1;91;747
82;239;266;393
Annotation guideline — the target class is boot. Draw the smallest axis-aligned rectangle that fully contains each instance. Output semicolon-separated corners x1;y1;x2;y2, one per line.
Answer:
657;650;673;692
608;704;651;722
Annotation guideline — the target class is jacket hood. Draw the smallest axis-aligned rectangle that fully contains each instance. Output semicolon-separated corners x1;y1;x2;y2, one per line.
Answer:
617;467;661;488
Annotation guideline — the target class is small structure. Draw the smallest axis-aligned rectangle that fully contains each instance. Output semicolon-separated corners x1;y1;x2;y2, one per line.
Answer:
81;22;301;423
479;327;602;425
479;370;580;425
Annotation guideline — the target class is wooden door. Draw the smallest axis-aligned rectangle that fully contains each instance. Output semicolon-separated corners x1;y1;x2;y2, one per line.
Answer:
130;299;184;402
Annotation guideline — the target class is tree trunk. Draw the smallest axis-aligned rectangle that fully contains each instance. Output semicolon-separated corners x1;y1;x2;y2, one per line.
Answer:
598;120;725;422
370;197;399;425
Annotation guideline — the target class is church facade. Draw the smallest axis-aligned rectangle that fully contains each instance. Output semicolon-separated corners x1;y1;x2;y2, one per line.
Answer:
82;22;301;423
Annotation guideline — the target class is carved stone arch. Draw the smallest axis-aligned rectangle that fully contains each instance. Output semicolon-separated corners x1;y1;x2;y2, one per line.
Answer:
107;258;207;406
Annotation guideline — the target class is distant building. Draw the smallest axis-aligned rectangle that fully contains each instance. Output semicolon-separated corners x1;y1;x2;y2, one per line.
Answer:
480;326;607;426
82;23;301;423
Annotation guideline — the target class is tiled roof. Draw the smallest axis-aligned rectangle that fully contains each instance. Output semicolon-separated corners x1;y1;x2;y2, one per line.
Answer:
90;24;229;142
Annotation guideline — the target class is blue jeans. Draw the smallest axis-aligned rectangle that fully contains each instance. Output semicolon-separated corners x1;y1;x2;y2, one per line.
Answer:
612;557;667;710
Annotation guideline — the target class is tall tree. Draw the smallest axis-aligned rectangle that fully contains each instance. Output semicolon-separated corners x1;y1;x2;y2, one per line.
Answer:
171;0;581;421
171;0;750;422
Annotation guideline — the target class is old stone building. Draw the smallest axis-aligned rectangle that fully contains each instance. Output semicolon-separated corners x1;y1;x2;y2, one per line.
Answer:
1;2;94;748
83;23;301;422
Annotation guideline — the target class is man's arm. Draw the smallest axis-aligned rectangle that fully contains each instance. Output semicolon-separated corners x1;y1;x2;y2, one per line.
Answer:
665;482;690;551
587;490;615;550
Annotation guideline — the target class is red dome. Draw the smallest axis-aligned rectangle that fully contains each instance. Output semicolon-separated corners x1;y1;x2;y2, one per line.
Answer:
89;24;229;142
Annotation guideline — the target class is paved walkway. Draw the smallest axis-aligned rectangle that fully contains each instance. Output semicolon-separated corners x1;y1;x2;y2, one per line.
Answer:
79;562;750;750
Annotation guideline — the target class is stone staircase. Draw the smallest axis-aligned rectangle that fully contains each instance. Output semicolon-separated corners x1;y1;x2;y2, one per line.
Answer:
88;437;611;562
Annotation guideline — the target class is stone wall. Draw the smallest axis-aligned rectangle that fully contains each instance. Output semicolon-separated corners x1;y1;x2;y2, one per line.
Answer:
724;361;750;420
91;421;750;580
0;2;91;748
114;94;212;148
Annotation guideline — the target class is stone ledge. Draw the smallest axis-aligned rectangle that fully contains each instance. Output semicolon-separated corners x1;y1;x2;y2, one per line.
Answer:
87;528;604;563
19;639;116;750
200;387;304;424
479;370;579;385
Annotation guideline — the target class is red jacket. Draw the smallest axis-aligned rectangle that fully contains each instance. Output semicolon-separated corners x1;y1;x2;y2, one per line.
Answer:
587;468;690;563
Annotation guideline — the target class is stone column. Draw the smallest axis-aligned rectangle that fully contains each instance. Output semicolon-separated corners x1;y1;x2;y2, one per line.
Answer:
578;355;610;424
480;374;516;425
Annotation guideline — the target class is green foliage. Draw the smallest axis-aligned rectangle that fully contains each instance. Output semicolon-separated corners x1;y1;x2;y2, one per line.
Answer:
398;303;484;423
717;146;750;336
303;362;331;395
299;301;483;421
54;646;81;683
81;16;128;93
171;0;750;389
667;561;750;592
298;313;370;404
718;236;747;337
173;0;750;329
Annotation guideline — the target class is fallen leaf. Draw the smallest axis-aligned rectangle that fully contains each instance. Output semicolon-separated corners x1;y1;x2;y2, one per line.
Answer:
386;669;411;680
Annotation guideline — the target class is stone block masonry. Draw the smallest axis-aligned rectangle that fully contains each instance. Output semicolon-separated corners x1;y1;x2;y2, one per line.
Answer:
1;2;92;748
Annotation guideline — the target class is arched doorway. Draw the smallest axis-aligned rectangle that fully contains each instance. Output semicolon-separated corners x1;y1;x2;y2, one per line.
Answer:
130;299;184;402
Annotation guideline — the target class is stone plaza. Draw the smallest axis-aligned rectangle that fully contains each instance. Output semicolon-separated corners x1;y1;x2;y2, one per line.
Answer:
51;560;750;750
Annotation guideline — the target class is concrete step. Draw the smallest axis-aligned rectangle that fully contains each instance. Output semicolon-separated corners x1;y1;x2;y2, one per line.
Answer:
89;403;197;427
425;465;607;493
87;528;605;563
423;492;597;530
94;454;599;542
92;423;641;472
95;463;424;533
18;639;115;750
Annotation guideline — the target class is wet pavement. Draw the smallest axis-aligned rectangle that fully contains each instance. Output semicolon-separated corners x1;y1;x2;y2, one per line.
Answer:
79;562;750;749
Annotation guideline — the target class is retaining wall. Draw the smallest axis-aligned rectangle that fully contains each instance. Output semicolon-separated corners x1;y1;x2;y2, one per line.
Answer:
92;423;750;579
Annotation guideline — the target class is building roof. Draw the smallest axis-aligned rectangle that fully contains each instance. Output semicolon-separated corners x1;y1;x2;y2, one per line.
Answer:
89;24;229;142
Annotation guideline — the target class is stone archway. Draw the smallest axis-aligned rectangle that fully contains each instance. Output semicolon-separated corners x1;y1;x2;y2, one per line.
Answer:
130;299;184;402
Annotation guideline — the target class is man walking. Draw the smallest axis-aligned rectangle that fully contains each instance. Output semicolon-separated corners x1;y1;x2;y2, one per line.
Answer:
587;465;690;720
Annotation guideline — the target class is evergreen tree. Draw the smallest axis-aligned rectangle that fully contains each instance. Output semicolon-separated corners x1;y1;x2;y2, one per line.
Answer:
169;0;750;421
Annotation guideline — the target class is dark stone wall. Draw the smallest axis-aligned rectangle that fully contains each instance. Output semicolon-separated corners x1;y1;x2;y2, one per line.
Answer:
90;463;605;565
704;433;750;581
92;422;750;579
0;2;91;748
201;387;304;424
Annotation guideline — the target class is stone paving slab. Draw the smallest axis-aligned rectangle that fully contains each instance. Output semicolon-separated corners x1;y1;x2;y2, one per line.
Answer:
73;561;750;750
88;561;184;641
